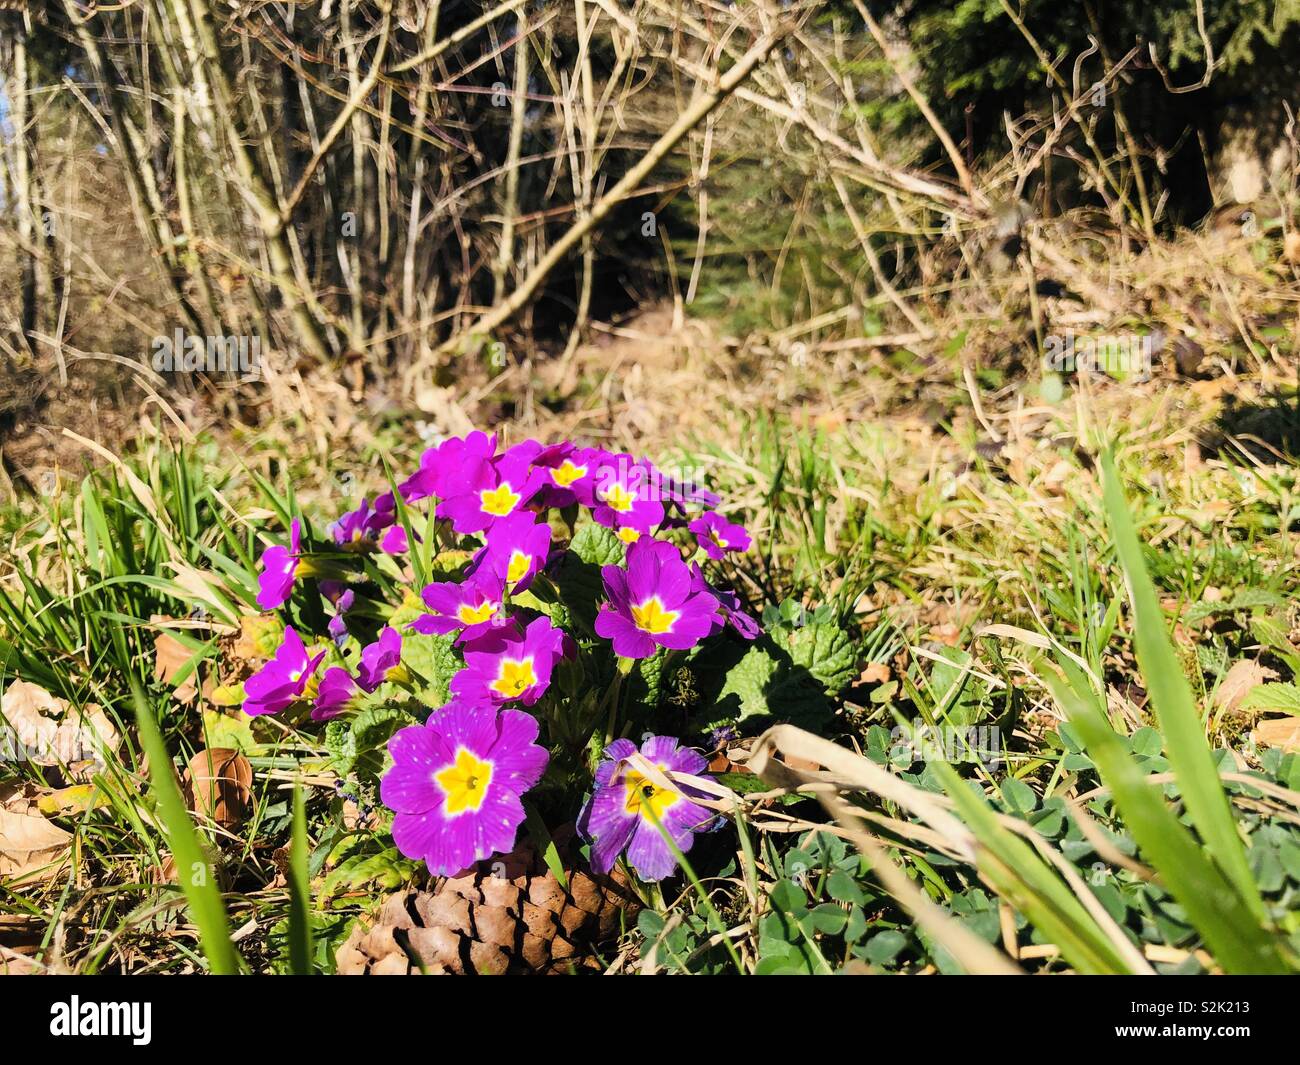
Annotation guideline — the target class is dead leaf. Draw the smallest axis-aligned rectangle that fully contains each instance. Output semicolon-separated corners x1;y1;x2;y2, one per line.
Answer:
154;631;199;702
0;913;44;964
34;784;104;817
706;751;751;775
0;945;42;975
183;749;253;829
859;661;892;684
229;614;283;665
1216;659;1277;716
1284;230;1300;265
1253;717;1300;753
1;680;119;778
149;853;179;885
1038;458;1074;496
0;795;73;884
929;623;962;647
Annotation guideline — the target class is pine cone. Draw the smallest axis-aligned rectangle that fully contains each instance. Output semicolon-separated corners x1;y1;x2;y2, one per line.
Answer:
336;830;639;975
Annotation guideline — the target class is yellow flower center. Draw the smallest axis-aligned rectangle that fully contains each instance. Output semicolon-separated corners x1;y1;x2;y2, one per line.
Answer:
710;529;728;548
623;767;679;820
480;483;521;517
630;596;679;635
551;460;587;487
289;669;303;683
616;527;641;544
602;482;636;513
435;748;494;816
490;657;537;698
506;550;532;584
457;600;496;625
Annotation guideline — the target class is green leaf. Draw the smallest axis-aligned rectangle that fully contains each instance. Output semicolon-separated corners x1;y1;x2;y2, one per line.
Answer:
782;620;858;692
637;910;666;939
1101;450;1266;923
568;522;624;567
1250;615;1300;674
864;930;908;965
626;647;669;712
826;868;866;905
200;708;260;754
1044;659;1291;974
804;903;848;936
325;705;409;782
399;630;460;708
1240;684;1300;716
769;878;809;916
930;757;1138;974
999;777;1037;814
1130;727;1163;757
322;838;416;899
712;643;832;729
925;646;993;728
551;525;623;632
1183;589;1285;624
523;802;568;892
288;784;314;975
131;684;239;974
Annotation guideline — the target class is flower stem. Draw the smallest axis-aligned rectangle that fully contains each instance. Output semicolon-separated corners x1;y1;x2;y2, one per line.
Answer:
601;664;629;746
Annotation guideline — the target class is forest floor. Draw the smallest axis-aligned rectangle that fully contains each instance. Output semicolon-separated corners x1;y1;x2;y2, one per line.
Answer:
3;220;1300;974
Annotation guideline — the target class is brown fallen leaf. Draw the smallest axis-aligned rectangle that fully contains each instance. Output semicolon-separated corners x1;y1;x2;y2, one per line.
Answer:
0;913;44;961
0;945;42;975
183;748;253;829
148;853;179;885
1253;717;1300;753
706;751;752;775
1;679;119;779
154;631;199;702
0;794;73;884
1216;659;1277;716
1284;230;1300;266
859;661;892;684
35;784;104;817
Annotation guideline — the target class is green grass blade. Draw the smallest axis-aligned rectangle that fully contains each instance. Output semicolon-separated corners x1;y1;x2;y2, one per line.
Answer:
288;783;314;975
928;760;1137;974
523;801;568;892
1100;449;1265;920
641;802;745;973
382;457;427;587
1044;659;1291;973
130;681;241;975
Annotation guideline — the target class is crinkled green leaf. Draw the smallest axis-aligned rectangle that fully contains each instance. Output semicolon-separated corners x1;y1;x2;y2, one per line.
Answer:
1240;684;1300;716
568;522;624;567
626;646;669;711
322;841;416;899
325;704;408;782
784;621;858;691
712;643;832;730
399;630;460;708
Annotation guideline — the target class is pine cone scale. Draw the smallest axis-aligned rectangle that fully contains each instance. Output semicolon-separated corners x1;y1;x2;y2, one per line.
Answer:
336;832;639;975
